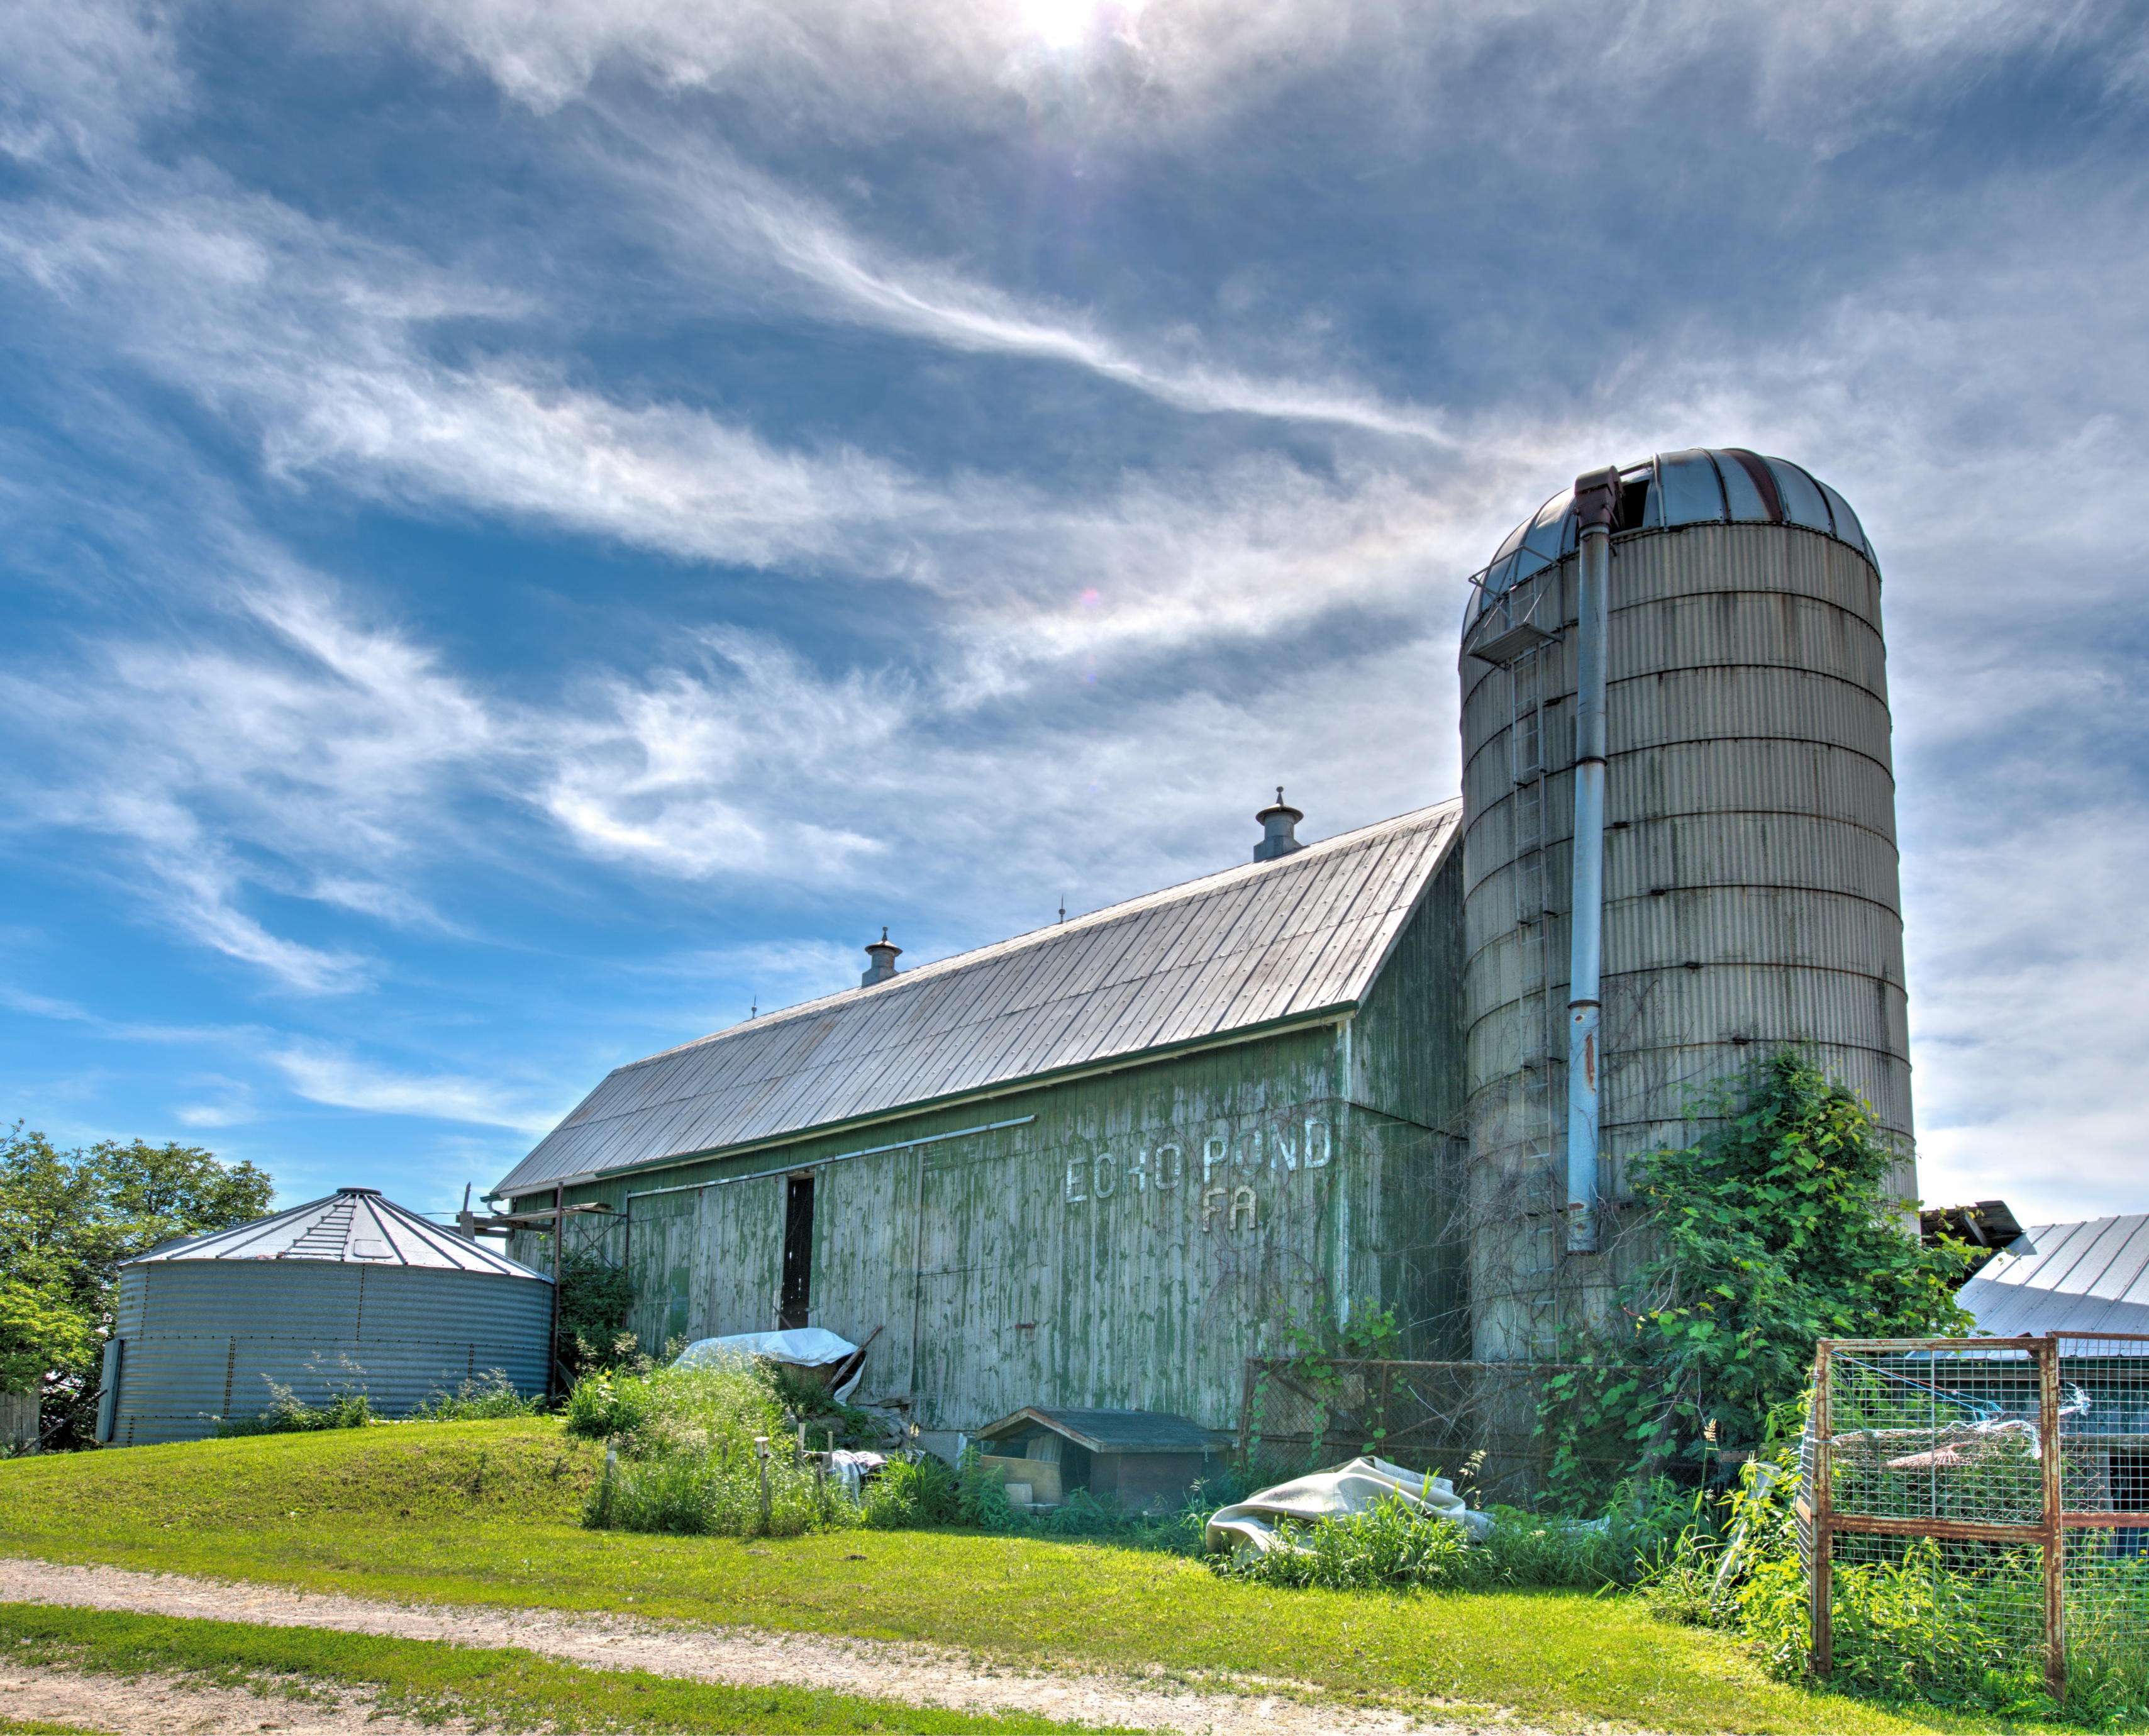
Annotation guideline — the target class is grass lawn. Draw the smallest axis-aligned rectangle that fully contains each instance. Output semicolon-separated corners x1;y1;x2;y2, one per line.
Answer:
0;1421;2080;1734
0;1603;1124;1733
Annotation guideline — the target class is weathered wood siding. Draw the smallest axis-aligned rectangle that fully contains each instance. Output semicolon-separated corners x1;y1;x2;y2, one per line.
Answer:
522;876;1467;1432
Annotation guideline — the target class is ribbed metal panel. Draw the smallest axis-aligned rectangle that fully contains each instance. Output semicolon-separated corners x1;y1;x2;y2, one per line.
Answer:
1460;505;1914;1360
106;1262;550;1446
1960;1216;2149;1337
496;804;1462;1196
1467;788;1902;925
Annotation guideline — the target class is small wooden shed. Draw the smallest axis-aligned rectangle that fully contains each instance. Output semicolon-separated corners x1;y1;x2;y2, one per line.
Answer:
975;1407;1225;1511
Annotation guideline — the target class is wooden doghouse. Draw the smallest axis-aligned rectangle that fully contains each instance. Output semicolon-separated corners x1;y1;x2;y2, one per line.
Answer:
975;1408;1225;1511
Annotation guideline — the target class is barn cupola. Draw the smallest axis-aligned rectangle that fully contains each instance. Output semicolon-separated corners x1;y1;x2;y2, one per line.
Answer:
1252;789;1304;862
861;928;902;986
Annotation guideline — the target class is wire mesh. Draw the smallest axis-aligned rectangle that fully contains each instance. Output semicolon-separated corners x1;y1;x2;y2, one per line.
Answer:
1806;1333;2149;1700
1826;1530;2046;1692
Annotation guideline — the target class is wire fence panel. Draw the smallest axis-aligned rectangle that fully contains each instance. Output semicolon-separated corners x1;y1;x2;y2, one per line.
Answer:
1238;1359;1596;1504
1805;1333;2149;1700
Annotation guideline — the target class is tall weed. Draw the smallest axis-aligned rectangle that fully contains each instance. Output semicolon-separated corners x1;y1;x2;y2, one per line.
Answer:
410;1370;547;1422
571;1351;853;1538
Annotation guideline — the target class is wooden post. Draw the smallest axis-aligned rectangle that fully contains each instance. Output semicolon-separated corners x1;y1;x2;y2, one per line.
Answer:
1809;1340;1834;1681
1238;1359;1257;1476
2041;1332;2065;1700
756;1436;772;1533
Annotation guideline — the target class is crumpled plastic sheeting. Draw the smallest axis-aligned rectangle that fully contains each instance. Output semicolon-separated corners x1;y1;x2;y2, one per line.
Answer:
1206;1455;1494;1554
676;1328;859;1367
674;1328;870;1402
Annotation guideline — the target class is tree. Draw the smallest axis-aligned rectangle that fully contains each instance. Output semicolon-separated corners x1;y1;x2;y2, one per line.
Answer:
0;1125;273;1448
1541;1052;1975;1504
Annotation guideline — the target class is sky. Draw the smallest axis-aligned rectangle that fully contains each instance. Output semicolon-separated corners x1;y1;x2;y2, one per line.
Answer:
3;0;2146;1230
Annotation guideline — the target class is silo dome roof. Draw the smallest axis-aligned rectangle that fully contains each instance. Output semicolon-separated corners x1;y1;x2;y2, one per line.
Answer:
1471;448;1873;618
126;1186;550;1279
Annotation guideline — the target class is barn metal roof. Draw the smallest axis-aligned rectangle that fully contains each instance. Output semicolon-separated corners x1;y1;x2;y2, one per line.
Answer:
1470;449;1874;623
1960;1215;2149;1340
493;800;1462;1197
127;1187;550;1280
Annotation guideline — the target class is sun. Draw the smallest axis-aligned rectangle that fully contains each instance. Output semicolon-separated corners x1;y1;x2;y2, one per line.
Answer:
1018;0;1105;51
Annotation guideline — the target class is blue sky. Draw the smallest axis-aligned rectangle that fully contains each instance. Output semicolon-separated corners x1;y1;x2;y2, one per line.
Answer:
3;1;2146;1228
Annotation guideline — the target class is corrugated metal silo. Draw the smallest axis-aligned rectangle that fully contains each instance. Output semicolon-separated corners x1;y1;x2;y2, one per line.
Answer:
98;1187;552;1445
1457;449;1911;1360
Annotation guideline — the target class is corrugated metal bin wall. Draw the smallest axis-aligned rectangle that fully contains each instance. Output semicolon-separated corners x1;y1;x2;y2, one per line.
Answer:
1460;498;1914;1362
105;1261;552;1445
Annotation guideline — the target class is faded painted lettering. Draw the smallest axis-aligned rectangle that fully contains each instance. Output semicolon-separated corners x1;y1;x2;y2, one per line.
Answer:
1272;1125;1297;1171
1202;1137;1228;1185
1201;1186;1226;1231
1063;1160;1087;1203
1093;1154;1117;1199
1231;1186;1258;1232
1305;1120;1331;1167
1153;1143;1183;1190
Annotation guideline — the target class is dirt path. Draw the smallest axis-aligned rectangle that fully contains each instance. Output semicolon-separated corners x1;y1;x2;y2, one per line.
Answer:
0;1662;475;1735
0;1557;1538;1735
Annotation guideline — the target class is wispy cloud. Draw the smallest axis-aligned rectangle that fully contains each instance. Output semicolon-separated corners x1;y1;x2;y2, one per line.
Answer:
272;1042;567;1133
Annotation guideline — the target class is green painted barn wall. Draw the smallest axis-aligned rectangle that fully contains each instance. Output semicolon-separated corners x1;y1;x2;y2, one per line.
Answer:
516;898;1469;1430
1345;850;1471;1357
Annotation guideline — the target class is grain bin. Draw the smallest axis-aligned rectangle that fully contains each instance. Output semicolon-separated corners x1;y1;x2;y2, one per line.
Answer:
97;1187;552;1445
1458;449;1911;1359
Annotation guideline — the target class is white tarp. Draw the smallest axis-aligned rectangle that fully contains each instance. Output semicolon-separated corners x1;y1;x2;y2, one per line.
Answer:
677;1328;858;1367
1205;1455;1494;1554
674;1329;867;1401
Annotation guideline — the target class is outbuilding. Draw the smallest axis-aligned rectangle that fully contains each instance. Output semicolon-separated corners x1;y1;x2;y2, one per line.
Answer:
974;1406;1226;1511
98;1187;552;1445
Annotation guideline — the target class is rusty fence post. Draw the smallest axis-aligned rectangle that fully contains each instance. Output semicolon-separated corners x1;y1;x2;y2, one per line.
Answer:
2041;1332;2065;1700
1809;1340;1833;1681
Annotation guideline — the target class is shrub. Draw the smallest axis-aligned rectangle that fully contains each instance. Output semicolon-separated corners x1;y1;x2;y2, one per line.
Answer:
861;1450;963;1528
410;1370;548;1422
1539;1050;1976;1505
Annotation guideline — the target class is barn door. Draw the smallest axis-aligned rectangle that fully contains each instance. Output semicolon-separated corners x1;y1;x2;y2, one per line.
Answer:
911;1153;1050;1428
626;1190;697;1352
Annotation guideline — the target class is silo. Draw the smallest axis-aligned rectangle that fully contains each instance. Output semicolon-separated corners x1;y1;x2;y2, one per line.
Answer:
1457;450;1911;1360
97;1187;552;1445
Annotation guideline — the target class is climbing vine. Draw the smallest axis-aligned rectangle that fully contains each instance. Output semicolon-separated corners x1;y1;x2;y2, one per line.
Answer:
1540;1050;1976;1506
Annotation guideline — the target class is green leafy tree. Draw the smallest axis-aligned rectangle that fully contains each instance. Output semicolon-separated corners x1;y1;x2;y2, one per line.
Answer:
0;1124;273;1447
1541;1052;1975;1504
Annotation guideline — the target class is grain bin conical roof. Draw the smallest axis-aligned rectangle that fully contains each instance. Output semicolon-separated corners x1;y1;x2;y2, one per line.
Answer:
126;1187;548;1280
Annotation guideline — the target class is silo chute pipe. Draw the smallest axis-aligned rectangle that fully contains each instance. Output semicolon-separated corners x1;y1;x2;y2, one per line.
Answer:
1565;465;1621;1254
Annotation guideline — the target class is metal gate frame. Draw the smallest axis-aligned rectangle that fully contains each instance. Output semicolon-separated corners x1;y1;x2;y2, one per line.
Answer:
1809;1333;2149;1698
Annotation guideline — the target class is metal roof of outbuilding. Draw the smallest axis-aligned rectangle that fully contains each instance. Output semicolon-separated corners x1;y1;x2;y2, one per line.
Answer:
1470;448;1874;621
1959;1215;2149;1339
128;1187;550;1281
492;800;1462;1197
977;1407;1226;1455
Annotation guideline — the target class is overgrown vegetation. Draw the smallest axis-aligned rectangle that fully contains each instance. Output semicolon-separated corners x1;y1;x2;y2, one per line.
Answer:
1634;1445;2149;1728
570;1352;853;1537
554;1244;640;1376
0;1123;271;1447
411;1369;551;1422
213;1354;377;1436
1541;1051;1975;1504
1216;1476;1701;1594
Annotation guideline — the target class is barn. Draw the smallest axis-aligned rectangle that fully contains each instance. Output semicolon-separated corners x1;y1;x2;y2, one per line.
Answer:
494;446;1922;1473
494;799;1469;1447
